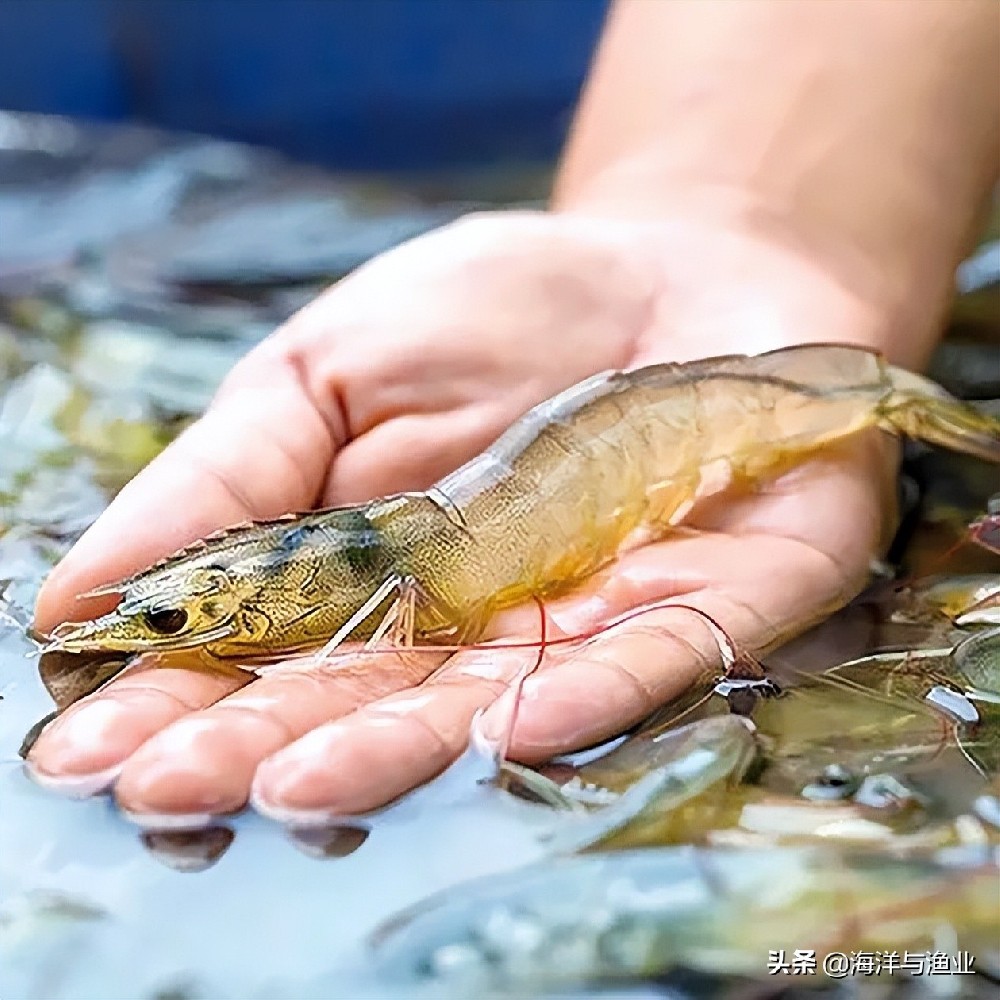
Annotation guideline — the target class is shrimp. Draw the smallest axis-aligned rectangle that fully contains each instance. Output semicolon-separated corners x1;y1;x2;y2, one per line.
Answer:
970;493;1000;556
43;343;1000;661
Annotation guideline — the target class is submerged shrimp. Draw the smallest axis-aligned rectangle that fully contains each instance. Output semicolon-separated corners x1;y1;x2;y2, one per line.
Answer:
970;493;1000;556
44;344;1000;661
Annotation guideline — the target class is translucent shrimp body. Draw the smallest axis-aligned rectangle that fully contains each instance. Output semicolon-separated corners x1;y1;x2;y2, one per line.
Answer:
46;344;1000;660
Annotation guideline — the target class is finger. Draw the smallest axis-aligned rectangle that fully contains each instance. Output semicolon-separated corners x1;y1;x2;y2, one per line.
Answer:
506;531;854;760
323;405;515;504
685;434;895;572
111;649;445;819
35;348;338;632
250;643;544;820
26;664;247;794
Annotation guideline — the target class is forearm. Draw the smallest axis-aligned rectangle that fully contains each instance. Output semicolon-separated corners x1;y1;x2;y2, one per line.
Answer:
553;0;1000;367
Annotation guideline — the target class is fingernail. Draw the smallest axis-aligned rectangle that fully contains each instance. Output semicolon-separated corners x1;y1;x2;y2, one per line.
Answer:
26;760;122;798
120;808;220;831
253;754;315;808
251;759;346;827
28;700;135;778
113;726;249;818
251;741;337;825
250;787;340;828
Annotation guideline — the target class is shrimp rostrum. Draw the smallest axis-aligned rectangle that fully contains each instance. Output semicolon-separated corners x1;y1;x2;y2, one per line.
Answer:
45;344;1000;661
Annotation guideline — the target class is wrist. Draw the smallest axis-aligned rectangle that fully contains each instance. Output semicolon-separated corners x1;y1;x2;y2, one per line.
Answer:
551;0;998;373
550;188;951;372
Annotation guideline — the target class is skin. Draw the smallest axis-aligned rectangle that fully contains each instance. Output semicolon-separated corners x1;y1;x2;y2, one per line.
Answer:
29;0;999;823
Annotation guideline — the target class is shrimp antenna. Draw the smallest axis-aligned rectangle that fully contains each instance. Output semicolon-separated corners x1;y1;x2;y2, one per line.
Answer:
258;598;761;690
78;579;126;600
307;574;402;666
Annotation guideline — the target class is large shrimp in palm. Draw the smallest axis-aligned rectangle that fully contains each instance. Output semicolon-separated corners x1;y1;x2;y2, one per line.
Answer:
43;344;1000;666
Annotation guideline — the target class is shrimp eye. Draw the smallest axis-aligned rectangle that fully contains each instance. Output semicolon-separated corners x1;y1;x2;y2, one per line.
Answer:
142;608;189;635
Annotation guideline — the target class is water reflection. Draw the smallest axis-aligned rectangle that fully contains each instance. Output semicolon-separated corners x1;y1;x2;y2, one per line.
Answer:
140;827;236;874
286;825;370;860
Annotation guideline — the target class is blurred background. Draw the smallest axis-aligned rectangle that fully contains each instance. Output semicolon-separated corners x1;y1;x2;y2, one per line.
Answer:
0;0;609;171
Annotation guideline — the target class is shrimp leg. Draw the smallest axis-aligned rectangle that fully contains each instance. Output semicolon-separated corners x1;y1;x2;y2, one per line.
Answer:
365;598;400;650
310;573;402;664
364;579;420;665
390;579;419;649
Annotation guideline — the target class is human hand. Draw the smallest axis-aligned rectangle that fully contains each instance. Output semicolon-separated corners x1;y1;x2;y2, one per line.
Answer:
28;210;898;823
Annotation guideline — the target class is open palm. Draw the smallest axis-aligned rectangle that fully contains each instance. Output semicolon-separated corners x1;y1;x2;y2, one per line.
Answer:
29;212;896;823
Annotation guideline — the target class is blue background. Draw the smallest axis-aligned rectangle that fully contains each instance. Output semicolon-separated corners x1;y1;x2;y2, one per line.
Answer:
0;0;609;169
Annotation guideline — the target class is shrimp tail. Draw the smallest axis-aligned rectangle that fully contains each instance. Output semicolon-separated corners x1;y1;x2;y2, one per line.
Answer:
878;366;1000;463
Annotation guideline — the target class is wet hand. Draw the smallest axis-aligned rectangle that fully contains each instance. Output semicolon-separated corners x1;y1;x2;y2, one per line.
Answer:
29;211;897;823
